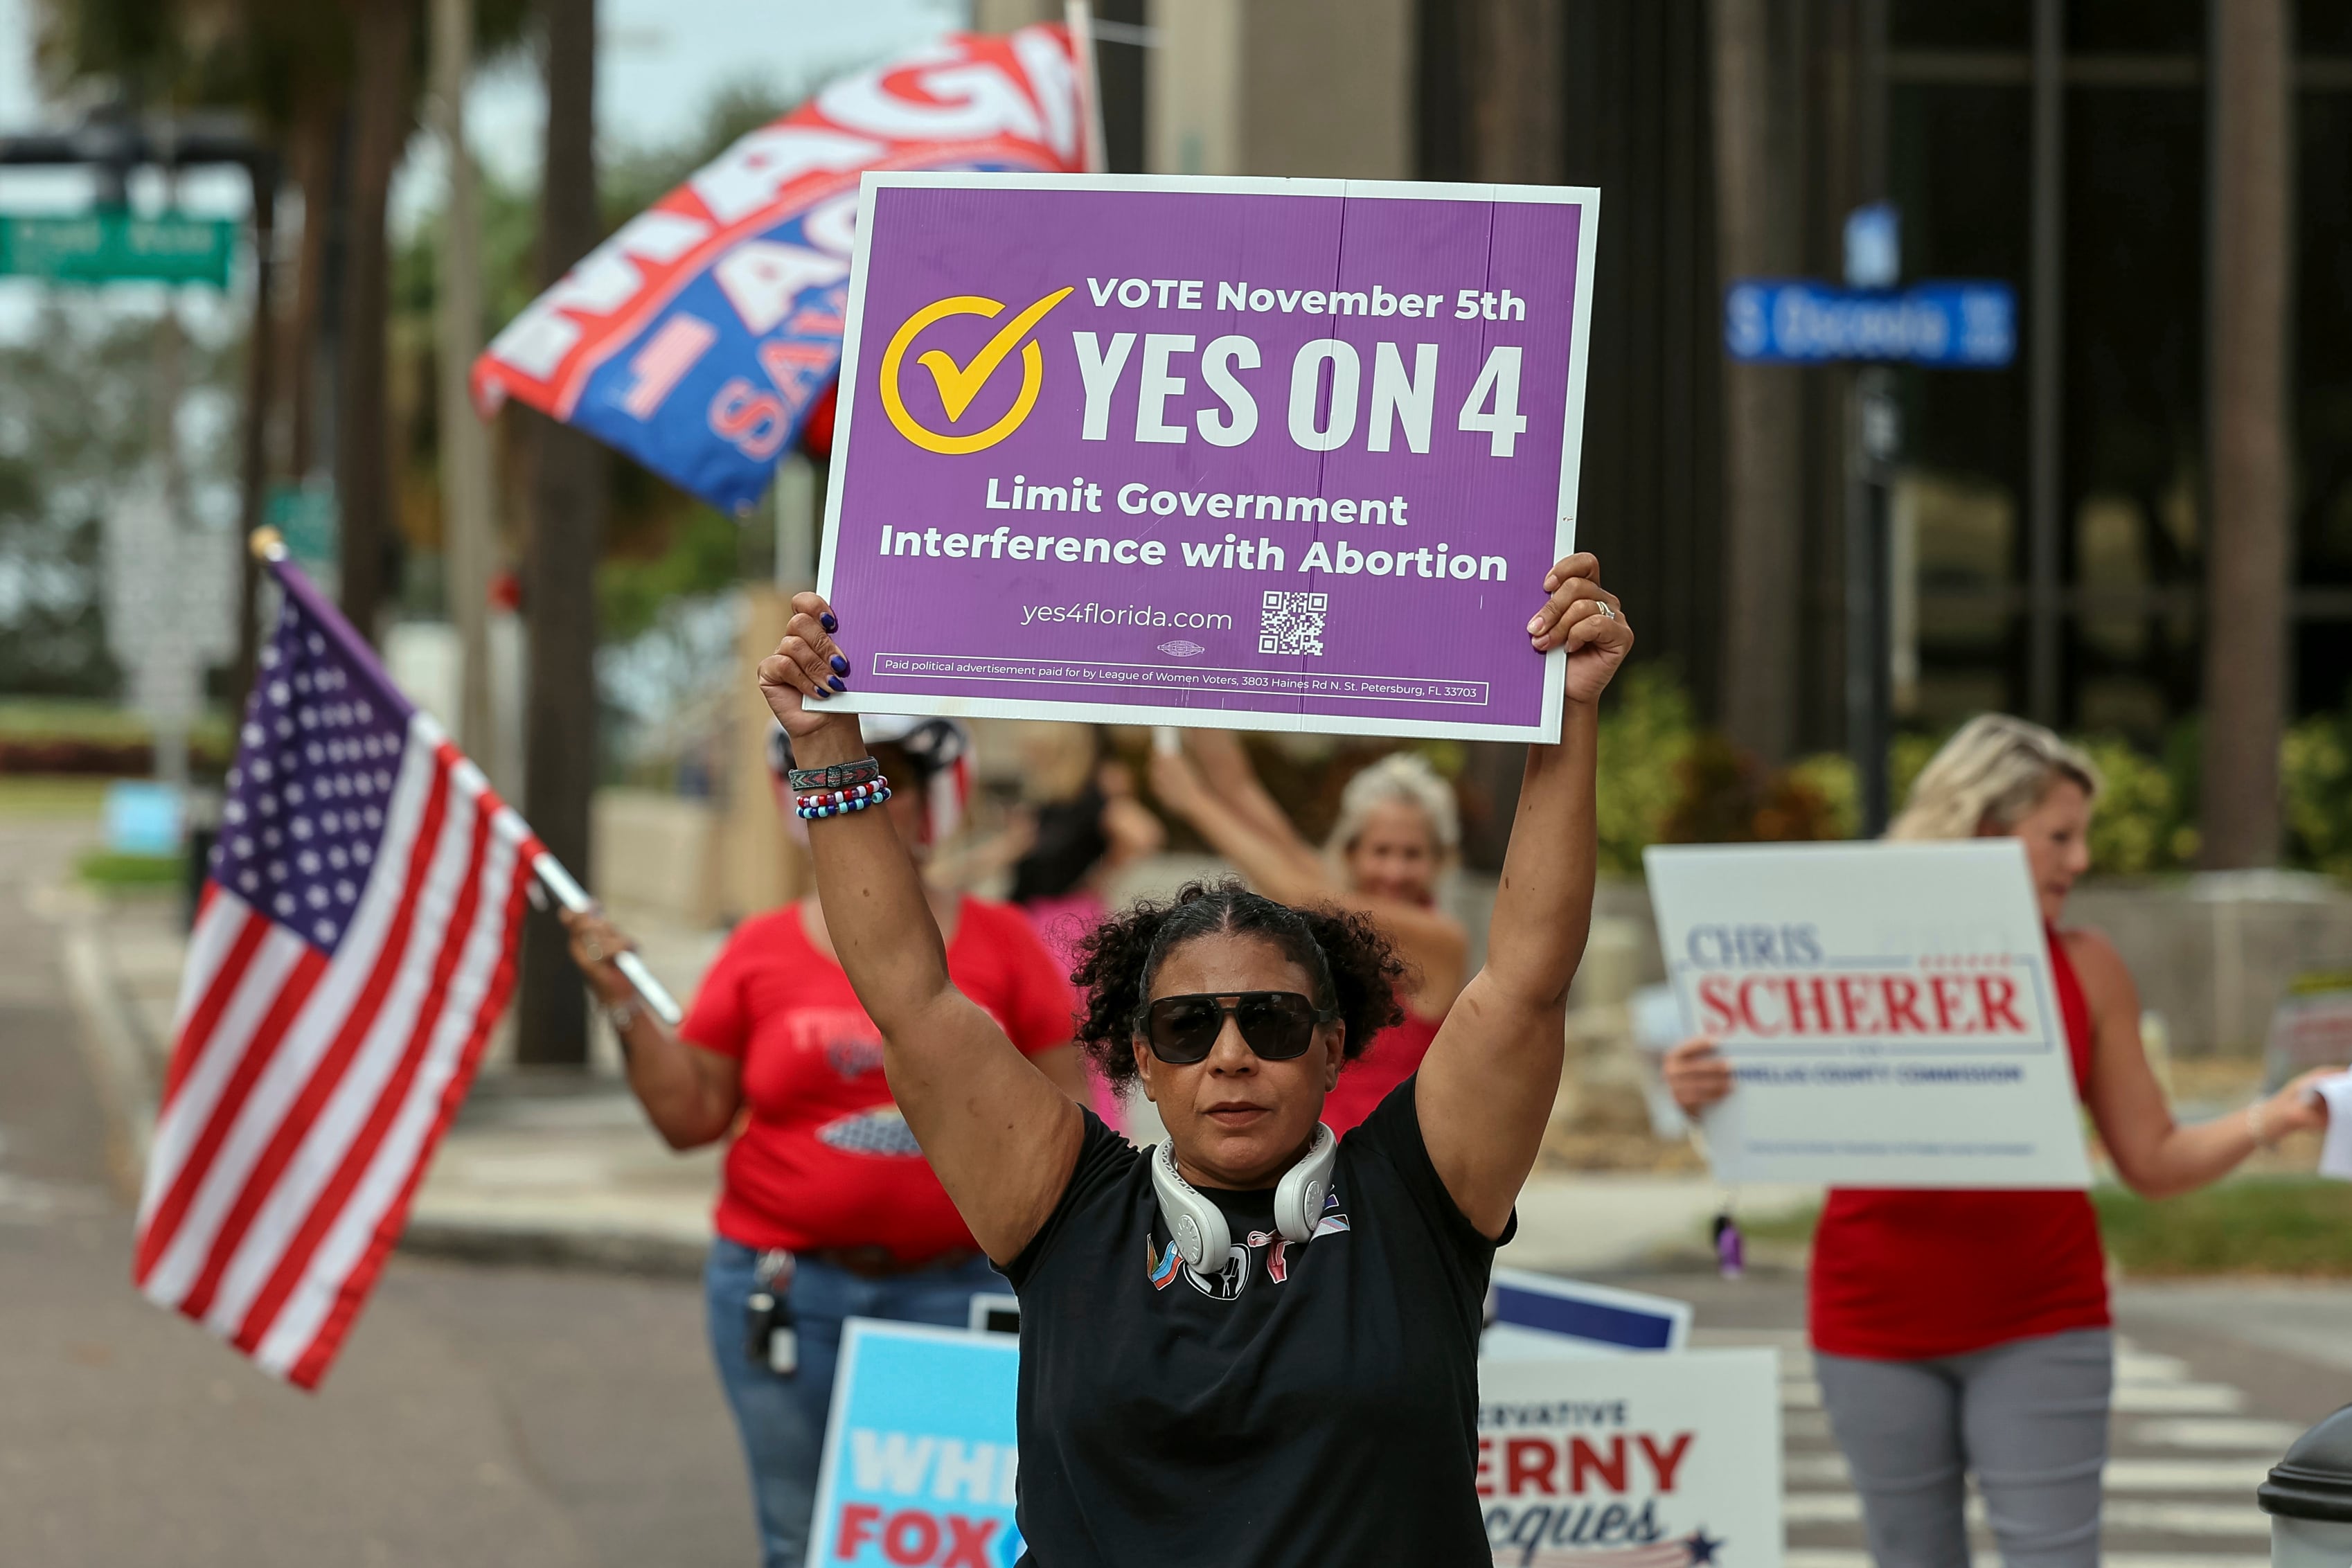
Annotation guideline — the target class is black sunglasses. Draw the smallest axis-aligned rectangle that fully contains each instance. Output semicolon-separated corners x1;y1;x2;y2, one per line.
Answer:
1139;992;1336;1064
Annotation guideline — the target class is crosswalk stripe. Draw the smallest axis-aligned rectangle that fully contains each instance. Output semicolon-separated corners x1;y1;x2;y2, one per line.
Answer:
2130;1417;2306;1452
1783;1494;2268;1538
2113;1383;2249;1415
1785;1551;2266;1568
1779;1454;2272;1493
1779;1378;2249;1415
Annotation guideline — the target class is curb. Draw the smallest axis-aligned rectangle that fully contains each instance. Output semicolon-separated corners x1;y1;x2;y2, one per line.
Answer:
53;899;159;1205
45;883;715;1279
400;1215;708;1278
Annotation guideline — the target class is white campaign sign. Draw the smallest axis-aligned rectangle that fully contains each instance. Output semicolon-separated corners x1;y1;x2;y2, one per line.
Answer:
1643;841;2091;1188
1478;1348;1781;1568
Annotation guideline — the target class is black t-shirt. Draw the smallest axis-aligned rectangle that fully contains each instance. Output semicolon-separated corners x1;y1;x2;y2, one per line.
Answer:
1004;1076;1511;1567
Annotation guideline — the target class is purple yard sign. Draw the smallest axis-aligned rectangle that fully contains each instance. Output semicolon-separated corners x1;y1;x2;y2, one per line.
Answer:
818;173;1599;742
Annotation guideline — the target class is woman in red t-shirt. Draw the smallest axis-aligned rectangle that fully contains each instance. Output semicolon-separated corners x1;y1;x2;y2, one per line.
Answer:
559;717;1086;1568
1148;733;1467;1134
1666;715;2336;1568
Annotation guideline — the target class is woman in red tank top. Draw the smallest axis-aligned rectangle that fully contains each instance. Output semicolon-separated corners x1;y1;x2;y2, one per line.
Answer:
1665;715;2337;1568
1149;733;1465;1134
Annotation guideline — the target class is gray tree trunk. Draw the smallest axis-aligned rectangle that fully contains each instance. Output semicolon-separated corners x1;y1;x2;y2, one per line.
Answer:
515;0;607;1066
335;0;414;646
430;0;498;765
1711;0;1803;765
1451;0;1563;868
2200;0;2292;868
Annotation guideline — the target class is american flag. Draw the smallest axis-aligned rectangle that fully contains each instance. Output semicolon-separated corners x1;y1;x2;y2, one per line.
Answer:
132;552;540;1388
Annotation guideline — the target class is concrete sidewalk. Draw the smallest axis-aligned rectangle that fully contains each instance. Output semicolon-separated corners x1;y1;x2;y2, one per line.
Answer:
48;840;1763;1281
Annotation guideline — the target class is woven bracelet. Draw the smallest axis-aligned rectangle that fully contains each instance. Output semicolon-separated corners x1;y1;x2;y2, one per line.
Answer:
788;757;882;792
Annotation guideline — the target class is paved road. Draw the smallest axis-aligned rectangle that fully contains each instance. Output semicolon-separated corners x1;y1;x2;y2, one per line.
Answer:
1619;1268;2352;1568
8;815;2351;1568
0;823;749;1568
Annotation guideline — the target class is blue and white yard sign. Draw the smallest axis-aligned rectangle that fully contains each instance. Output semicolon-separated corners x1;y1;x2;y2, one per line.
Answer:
807;1320;1024;1568
1485;1269;1693;1361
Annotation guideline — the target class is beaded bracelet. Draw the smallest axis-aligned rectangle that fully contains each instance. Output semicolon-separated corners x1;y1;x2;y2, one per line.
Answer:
789;758;882;792
796;780;888;812
797;783;891;821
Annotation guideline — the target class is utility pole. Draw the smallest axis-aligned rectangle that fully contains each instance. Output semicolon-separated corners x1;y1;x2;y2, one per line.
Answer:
2200;0;2292;868
515;0;607;1067
431;0;497;763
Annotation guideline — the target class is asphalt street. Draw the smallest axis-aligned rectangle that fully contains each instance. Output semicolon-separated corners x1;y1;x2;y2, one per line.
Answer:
0;823;748;1568
6;817;2351;1567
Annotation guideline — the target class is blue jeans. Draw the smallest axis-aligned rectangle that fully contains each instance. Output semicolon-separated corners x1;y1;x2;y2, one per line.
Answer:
703;1239;1005;1568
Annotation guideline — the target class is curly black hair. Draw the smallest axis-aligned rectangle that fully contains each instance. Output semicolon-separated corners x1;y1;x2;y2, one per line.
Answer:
1067;878;1410;1087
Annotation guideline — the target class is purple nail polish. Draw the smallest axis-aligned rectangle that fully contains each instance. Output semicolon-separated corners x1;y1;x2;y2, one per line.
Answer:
828;676;847;692
820;612;838;633
830;654;850;675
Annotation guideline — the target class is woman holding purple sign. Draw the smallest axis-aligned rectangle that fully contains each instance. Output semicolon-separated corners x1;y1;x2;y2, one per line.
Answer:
1665;714;2339;1568
754;550;1630;1567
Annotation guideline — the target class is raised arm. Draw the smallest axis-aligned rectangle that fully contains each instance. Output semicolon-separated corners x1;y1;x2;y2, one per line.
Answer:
757;594;1082;1263
1152;741;1470;1009
1184;729;1318;856
1417;553;1630;1236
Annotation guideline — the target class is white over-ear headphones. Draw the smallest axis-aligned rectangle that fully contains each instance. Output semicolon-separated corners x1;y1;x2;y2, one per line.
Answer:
1150;1124;1337;1279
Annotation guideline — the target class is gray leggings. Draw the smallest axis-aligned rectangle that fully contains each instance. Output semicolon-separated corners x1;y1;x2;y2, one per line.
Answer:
1814;1328;2113;1568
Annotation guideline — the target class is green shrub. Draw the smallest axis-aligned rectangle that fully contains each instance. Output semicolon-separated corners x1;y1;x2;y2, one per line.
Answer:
2286;705;2352;878
1595;667;1698;874
1586;675;2342;883
2076;737;2194;875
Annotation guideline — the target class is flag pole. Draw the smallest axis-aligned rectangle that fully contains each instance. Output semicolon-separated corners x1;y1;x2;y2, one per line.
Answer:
247;528;684;1027
1066;0;1108;175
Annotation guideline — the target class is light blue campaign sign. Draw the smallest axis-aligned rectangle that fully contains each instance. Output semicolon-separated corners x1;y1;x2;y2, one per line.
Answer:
103;780;184;856
1725;279;2015;368
806;1320;1023;1568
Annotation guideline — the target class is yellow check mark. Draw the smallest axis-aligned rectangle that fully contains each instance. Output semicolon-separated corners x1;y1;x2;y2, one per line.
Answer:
915;286;1074;420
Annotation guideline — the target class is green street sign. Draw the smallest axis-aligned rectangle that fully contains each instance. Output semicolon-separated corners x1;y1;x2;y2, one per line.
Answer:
0;210;236;287
265;481;337;568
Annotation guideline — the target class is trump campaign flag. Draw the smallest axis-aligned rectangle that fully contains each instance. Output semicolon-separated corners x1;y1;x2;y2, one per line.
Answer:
470;23;1093;515
132;542;540;1388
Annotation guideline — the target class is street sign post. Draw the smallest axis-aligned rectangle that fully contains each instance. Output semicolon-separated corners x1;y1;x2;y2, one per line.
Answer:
1724;229;2016;834
0;210;235;288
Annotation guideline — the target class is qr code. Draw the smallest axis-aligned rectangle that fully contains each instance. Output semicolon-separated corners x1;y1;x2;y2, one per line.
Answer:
1259;591;1328;656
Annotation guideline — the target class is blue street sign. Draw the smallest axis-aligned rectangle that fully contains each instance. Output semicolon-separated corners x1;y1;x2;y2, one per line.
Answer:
1725;278;2016;368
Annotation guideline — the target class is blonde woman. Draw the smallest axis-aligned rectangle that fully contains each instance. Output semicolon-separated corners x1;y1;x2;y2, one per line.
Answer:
1150;736;1468;1132
1665;713;2338;1568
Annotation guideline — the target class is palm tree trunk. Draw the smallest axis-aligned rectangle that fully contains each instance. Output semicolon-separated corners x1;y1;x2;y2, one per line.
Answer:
284;92;340;483
336;0;415;645
515;0;606;1067
430;0;497;764
2200;0;2292;868
1711;0;1803;765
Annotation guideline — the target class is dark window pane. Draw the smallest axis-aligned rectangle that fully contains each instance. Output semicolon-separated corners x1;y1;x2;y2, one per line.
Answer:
2298;89;2352;712
1889;0;2029;50
1890;82;2033;724
2069;0;2203;53
2303;0;2352;56
2063;84;2207;730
